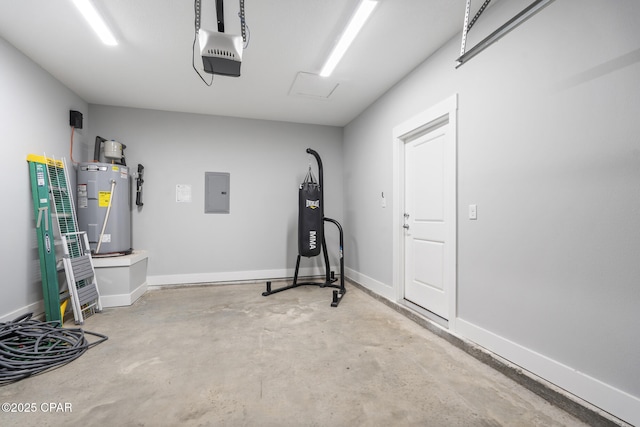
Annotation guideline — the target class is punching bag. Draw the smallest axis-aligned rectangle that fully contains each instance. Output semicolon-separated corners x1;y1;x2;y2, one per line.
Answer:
298;168;323;257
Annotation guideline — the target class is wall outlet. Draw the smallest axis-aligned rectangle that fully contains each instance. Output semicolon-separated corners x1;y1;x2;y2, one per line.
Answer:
469;204;477;220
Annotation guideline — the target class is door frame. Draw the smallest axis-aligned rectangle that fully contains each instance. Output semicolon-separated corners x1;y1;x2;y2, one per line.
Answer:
392;94;458;330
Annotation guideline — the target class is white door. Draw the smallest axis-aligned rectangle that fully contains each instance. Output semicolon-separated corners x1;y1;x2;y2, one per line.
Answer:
403;119;455;320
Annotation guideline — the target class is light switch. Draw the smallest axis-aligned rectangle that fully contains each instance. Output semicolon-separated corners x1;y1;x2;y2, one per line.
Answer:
469;204;477;220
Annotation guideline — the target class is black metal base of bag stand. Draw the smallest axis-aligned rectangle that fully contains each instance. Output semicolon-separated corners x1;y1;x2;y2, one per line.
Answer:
262;148;346;307
263;217;346;307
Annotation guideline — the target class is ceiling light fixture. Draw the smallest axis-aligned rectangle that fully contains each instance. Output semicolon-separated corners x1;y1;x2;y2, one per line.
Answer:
319;0;378;77
71;0;117;46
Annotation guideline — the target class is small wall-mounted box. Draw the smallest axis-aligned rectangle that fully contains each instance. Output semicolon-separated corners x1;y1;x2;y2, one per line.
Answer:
69;110;83;129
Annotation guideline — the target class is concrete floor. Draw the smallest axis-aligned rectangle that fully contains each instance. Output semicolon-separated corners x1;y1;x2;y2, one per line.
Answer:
1;281;591;426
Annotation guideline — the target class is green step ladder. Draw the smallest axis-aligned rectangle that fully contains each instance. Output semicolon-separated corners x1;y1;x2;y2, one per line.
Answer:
27;155;63;324
27;154;102;324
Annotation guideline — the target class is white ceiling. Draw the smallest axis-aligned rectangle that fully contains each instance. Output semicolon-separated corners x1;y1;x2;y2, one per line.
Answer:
0;0;479;127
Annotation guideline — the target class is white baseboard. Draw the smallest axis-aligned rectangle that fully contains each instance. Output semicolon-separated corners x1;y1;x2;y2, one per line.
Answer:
147;266;330;287
0;300;44;323
345;267;395;301
100;281;148;308
456;318;639;426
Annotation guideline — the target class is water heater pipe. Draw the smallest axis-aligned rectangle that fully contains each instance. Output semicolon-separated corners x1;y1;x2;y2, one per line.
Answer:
95;179;116;254
93;136;107;162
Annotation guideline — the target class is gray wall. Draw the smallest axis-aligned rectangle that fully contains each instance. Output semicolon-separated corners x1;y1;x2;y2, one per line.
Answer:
3;1;639;422
1;36;89;321
88;105;343;284
343;0;640;424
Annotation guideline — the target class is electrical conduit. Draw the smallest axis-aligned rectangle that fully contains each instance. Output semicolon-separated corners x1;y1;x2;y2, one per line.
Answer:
95;179;116;254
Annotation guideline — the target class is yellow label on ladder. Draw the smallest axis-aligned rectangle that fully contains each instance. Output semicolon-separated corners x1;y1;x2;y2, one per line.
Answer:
99;191;111;207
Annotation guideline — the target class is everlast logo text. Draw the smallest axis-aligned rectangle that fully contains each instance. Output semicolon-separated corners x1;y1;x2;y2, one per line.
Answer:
306;200;320;209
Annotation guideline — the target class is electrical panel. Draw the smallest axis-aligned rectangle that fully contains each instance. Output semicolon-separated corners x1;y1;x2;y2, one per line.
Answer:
204;172;230;214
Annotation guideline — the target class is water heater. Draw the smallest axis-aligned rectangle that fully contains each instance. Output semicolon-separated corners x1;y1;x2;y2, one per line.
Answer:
77;162;132;255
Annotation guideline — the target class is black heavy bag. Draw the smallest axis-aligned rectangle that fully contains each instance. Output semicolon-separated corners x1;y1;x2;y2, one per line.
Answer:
298;169;323;257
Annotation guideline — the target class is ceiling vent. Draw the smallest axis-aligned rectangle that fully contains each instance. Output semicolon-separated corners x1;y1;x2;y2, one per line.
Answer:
289;72;339;100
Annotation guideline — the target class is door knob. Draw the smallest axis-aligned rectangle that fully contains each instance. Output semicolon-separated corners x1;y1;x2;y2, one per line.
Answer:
402;224;410;229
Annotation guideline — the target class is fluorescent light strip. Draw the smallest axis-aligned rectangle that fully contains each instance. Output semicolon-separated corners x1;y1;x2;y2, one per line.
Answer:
320;0;378;77
72;0;117;46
